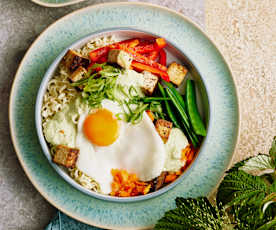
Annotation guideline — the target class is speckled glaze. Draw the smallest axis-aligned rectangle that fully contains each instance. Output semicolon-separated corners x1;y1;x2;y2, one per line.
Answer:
9;2;239;229
31;0;86;7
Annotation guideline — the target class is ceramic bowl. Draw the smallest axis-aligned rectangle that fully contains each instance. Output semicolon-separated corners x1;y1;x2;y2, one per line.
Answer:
35;28;209;202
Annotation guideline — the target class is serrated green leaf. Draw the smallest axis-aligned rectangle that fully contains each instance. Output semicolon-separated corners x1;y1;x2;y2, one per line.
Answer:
269;137;276;168
239;154;274;176
256;216;276;230
217;170;268;207
155;197;230;230
226;157;252;173
155;138;276;230
271;181;276;192
232;203;275;230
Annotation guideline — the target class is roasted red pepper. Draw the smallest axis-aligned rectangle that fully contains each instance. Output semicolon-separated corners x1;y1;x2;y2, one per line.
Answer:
155;38;166;49
132;43;156;54
131;61;170;82
132;38;166;54
98;56;107;63
119;47;167;72
110;38;140;49
89;46;110;62
89;39;139;62
159;49;167;66
145;50;159;61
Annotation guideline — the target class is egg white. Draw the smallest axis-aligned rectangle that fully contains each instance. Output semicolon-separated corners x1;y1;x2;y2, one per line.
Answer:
75;99;166;194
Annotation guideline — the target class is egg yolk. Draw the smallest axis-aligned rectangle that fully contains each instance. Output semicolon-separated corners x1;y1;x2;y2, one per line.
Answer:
83;109;119;146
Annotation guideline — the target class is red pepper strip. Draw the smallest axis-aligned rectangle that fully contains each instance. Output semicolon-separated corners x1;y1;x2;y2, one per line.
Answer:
98;56;107;63
89;46;110;62
145;50;159;61
131;61;170;82
118;47;167;72
186;147;196;165
155;38;166;49
159;49;167;66
131;38;166;53
89;39;139;62
109;38;140;49
132;43;156;54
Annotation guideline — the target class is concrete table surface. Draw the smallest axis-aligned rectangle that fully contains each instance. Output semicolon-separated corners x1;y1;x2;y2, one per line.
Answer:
0;0;204;229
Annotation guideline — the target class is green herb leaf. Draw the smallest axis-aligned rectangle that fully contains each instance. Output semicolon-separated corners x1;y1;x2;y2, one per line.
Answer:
269;137;276;168
156;138;276;230
217;170;268;208
155;197;232;230
239;154;274;176
256;217;276;230
232;204;274;230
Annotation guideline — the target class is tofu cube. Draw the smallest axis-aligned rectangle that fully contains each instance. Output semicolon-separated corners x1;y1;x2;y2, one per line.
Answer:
141;71;159;95
69;66;88;83
155;119;173;142
167;62;188;87
53;145;79;168
62;49;89;72
107;49;133;69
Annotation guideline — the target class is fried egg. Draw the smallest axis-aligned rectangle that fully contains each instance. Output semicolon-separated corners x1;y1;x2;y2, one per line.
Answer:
75;99;166;194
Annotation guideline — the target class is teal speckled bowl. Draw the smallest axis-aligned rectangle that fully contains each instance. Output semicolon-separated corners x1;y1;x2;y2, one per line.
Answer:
9;2;239;229
35;28;210;203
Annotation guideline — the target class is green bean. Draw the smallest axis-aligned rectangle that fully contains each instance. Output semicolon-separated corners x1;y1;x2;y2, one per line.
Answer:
181;120;199;147
158;83;181;129
163;81;186;109
165;88;190;127
185;80;207;136
142;97;171;103
165;84;199;147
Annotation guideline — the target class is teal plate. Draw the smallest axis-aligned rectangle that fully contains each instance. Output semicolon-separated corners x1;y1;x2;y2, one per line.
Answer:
31;0;86;7
9;2;239;229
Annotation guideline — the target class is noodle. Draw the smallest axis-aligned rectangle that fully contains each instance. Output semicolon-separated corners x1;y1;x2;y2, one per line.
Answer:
41;35;117;193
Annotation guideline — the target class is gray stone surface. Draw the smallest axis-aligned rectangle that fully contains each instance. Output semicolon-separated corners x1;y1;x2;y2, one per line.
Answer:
0;0;204;229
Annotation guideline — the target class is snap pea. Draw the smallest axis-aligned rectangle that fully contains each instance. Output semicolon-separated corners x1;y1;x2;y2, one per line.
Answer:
166;88;199;147
185;80;206;136
165;87;190;127
181;120;199;147
164;83;199;147
158;83;181;129
163;81;186;109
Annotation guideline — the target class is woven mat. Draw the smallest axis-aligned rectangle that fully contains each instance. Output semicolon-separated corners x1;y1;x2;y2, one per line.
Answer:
206;0;276;165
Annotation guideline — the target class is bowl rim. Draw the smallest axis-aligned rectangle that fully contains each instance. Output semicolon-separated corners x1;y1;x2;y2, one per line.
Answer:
35;27;210;203
9;2;240;228
31;0;86;8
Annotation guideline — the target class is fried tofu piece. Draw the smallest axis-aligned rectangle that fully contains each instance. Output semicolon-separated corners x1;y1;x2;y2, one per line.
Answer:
154;171;168;191
167;62;188;87
69;66;88;83
141;71;159;95
155;119;173;142
53;145;79;168
62;49;89;72
107;49;133;69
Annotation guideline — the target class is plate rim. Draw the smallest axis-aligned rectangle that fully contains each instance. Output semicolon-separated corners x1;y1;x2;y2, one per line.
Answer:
31;0;86;8
9;2;240;229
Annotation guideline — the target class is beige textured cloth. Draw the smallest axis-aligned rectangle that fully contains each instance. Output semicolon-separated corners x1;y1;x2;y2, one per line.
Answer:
206;0;276;165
